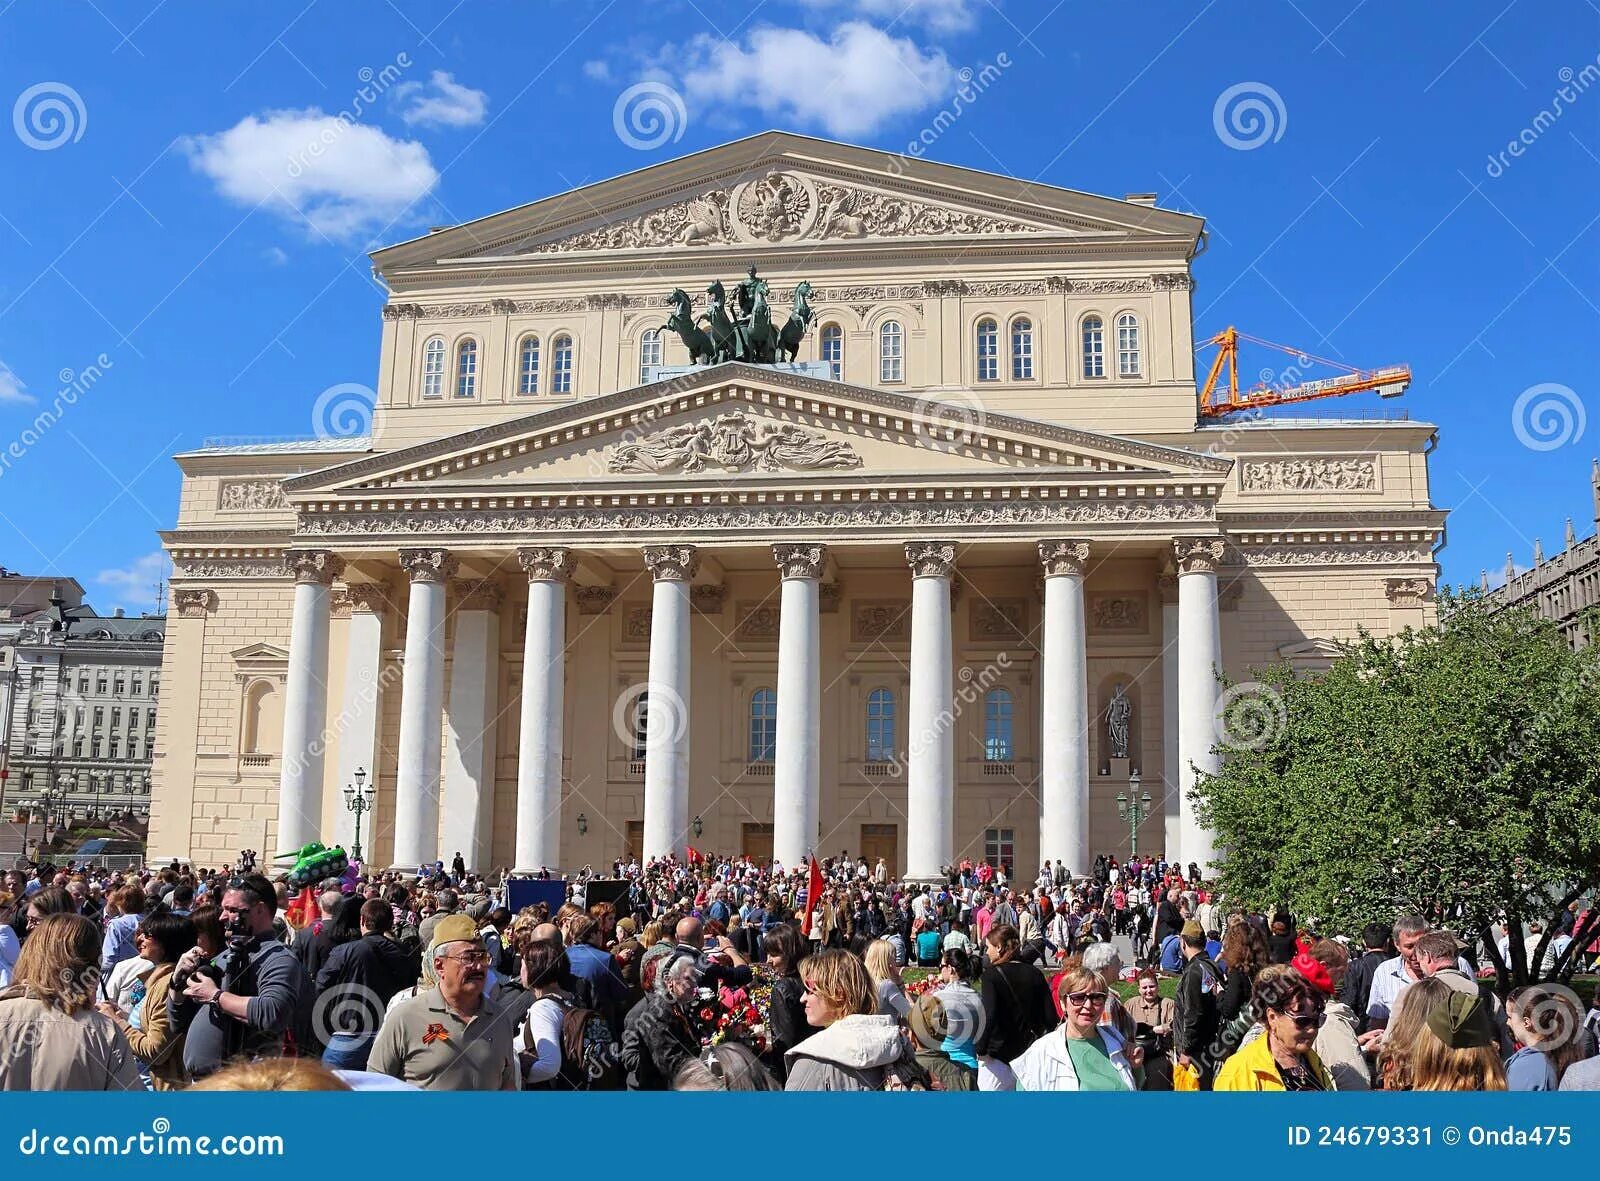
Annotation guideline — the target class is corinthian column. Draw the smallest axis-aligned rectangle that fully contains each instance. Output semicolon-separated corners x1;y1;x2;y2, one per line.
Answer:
442;579;503;875
332;582;389;861
277;549;343;853
1175;537;1226;874
514;547;574;875
392;547;458;871
772;543;825;870
642;545;698;860
1038;540;1091;879
905;541;956;881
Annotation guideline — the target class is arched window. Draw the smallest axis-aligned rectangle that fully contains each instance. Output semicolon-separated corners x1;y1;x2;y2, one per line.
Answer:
984;688;1013;761
629;691;648;760
551;334;574;394
422;336;446;398
454;337;478;398
820;323;843;381
1082;316;1105;378
638;329;662;384
1116;313;1142;377
749;688;777;762
976;318;999;381
518;335;540;396
1011;317;1034;380
878;320;903;383
866;688;895;762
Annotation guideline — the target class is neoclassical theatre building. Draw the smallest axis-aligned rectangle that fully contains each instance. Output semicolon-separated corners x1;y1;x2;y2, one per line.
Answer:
149;133;1444;878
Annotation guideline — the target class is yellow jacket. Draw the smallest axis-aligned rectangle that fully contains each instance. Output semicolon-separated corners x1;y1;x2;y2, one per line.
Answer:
1214;1030;1336;1092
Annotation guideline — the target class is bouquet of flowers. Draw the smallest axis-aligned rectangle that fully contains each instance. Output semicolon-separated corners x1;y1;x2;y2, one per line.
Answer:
904;974;941;1000
712;972;774;1055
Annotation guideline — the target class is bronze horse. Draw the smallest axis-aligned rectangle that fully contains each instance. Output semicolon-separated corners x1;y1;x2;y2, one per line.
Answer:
776;280;814;363
697;280;741;363
664;288;715;366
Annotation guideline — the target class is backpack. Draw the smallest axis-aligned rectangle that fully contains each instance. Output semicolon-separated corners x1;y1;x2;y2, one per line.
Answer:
551;999;625;1091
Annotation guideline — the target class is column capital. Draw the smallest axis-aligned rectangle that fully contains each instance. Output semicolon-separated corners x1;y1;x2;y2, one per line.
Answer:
773;543;827;580
643;545;699;582
1173;536;1228;576
904;541;957;579
172;587;216;617
286;549;345;585
334;582;390;617
451;578;505;612
517;547;575;583
398;548;459;583
1038;539;1092;578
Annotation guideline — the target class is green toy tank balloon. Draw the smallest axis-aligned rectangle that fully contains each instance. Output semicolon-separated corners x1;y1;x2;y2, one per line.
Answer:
275;842;350;889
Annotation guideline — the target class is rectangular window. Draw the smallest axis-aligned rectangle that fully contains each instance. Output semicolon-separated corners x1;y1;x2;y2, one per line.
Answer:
72;737;83;757
150;675;160;700
77;674;89;694
638;333;662;384
93;739;103;758
109;738;120;759
821;328;842;381
1117;318;1142;377
96;674;107;694
984;827;1015;871
126;708;138;731
147;711;156;730
132;677;142;696
113;677;125;695
93;707;104;729
111;708;121;729
1083;322;1105;378
74;707;84;726
29;668;42;687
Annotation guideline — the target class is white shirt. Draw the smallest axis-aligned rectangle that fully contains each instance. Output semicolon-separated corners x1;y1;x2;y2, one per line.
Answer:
1013;1024;1137;1092
1367;954;1475;1024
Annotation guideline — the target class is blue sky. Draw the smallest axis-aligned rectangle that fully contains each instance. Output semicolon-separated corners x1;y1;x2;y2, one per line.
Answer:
0;0;1596;613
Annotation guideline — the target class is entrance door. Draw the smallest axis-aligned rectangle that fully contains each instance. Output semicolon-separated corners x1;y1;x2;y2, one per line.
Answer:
742;822;774;863
860;823;897;877
624;820;644;861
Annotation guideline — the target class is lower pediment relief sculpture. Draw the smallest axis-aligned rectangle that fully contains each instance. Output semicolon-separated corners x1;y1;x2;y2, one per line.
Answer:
607;412;861;475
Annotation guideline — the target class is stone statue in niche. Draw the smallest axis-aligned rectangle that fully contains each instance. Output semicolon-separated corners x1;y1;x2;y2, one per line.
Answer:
1105;683;1132;760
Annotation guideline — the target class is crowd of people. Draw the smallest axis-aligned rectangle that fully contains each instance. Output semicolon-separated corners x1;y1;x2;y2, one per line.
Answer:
1;848;1597;1093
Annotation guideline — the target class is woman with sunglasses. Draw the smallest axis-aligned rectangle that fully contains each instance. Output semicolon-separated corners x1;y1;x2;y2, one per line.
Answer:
1013;958;1139;1091
1213;965;1336;1091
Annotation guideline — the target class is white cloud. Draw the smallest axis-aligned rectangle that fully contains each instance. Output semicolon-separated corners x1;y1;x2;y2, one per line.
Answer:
181;108;440;241
96;550;173;613
797;0;978;34
0;361;34;405
392;70;489;128
262;245;289;266
582;59;613;83
673;22;956;138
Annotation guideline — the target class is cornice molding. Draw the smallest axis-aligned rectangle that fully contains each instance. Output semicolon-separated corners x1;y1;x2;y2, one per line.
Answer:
295;494;1218;545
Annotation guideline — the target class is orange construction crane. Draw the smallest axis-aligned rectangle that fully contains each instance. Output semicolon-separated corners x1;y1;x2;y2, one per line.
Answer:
1197;326;1410;418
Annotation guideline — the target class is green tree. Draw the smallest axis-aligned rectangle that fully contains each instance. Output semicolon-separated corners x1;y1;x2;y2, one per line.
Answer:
1195;593;1600;992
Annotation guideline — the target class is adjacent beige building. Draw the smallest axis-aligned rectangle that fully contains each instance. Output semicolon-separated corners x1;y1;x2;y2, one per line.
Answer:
149;133;1444;878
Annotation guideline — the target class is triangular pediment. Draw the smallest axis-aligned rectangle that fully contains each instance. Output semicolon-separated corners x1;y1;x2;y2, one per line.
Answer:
372;131;1201;271
231;643;289;667
284;364;1230;498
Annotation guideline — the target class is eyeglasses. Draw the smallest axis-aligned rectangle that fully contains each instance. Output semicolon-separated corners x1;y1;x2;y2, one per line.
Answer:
1277;1008;1326;1030
441;950;491;967
1064;990;1109;1007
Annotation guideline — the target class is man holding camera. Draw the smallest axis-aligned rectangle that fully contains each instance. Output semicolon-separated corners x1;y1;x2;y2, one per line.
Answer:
169;873;315;1079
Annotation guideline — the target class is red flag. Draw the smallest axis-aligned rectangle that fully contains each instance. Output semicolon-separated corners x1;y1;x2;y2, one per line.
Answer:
801;856;823;937
686;846;700;866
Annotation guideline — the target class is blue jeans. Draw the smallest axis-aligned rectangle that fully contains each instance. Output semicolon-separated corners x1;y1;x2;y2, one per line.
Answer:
321;1032;375;1071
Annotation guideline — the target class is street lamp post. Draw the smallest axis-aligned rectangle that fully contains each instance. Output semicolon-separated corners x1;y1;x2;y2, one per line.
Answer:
343;767;373;863
1115;770;1153;860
